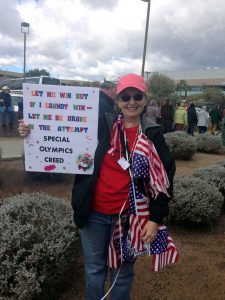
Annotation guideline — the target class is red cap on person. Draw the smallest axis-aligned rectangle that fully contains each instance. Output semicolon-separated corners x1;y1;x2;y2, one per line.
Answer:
116;73;147;94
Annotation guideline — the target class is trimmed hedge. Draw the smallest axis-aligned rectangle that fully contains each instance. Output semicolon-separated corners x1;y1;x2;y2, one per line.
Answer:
0;192;80;300
164;131;196;160
192;165;225;200
170;176;223;225
195;133;222;153
216;160;225;168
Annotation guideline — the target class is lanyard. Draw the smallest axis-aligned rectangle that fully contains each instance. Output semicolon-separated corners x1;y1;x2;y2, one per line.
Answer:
123;123;142;163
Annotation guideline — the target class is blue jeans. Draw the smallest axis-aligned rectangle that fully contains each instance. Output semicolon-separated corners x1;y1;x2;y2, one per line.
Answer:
80;210;134;300
0;106;14;125
198;126;207;134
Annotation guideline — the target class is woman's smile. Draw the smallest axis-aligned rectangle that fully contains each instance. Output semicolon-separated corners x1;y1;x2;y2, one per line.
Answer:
117;87;146;124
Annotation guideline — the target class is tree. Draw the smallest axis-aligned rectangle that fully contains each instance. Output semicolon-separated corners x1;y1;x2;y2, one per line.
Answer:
147;73;176;102
169;93;180;106
185;93;205;107
203;88;225;107
176;80;191;98
26;68;50;77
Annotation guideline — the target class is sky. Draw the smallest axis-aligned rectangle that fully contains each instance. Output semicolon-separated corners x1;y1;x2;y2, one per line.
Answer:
0;0;225;81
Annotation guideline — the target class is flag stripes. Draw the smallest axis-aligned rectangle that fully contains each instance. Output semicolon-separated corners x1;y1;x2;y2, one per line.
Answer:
107;117;179;272
152;236;179;271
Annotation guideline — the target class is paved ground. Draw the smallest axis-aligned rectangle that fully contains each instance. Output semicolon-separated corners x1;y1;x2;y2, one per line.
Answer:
0;137;24;160
0;111;24;160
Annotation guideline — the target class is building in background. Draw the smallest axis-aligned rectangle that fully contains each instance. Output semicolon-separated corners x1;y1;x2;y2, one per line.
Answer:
2;67;225;95
0;69;100;88
160;67;225;96
0;69;23;80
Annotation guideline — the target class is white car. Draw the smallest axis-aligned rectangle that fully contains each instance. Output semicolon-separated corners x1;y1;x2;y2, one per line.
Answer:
10;90;23;112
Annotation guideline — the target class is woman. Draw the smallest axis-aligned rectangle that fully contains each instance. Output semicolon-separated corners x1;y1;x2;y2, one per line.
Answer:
145;99;160;124
197;106;209;134
174;102;188;131
19;74;178;300
72;74;178;300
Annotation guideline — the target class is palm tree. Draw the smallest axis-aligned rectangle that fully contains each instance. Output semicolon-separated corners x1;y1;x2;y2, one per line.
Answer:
176;80;190;99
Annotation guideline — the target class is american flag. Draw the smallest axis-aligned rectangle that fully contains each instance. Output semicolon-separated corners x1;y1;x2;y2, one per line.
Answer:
108;131;179;271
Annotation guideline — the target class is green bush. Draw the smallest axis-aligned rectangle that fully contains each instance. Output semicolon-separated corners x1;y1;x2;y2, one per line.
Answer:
192;165;225;200
195;133;222;153
164;131;196;160
0;193;80;300
170;176;223;225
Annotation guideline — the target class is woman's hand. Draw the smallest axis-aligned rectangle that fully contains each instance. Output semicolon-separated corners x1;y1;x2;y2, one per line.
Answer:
140;221;159;243
18;120;30;137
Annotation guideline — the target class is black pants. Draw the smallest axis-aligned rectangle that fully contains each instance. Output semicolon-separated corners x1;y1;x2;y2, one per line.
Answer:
198;126;207;134
162;119;173;133
187;124;195;136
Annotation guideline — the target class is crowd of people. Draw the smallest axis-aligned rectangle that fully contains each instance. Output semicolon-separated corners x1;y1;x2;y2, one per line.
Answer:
144;98;225;136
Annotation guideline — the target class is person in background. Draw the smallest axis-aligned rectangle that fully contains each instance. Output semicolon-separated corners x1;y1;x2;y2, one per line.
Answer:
197;106;209;134
174;102;187;131
99;79;117;115
172;102;180;131
18;74;178;300
223;107;225;118
18;101;24;120
0;86;14;129
145;99;160;124
187;103;198;136
222;107;225;146
160;98;174;133
210;106;220;135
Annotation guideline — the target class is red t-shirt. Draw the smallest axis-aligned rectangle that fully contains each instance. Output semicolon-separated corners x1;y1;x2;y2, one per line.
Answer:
91;125;138;214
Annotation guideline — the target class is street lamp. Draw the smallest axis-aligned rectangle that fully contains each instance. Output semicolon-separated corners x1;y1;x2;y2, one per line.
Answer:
141;0;151;77
144;71;151;81
21;22;30;83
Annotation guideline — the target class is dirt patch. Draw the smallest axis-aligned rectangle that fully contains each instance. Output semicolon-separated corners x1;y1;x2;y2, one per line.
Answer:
175;152;225;176
1;152;225;300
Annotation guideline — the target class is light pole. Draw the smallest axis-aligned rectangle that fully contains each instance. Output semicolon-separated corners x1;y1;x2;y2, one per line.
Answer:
141;0;151;77
144;71;151;81
21;22;30;83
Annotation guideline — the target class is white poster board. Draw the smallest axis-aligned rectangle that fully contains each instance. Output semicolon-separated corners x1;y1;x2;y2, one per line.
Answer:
23;83;99;174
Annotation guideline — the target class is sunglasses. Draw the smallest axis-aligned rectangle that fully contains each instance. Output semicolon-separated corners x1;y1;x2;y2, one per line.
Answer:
120;93;145;102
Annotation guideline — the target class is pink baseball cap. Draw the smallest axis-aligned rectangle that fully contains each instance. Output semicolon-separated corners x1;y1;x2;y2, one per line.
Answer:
116;73;147;94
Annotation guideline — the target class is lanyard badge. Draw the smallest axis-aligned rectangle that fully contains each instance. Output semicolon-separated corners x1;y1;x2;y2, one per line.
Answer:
117;157;130;170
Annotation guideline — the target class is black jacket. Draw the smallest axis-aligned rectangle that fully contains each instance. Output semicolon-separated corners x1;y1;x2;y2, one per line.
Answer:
188;106;198;125
161;104;174;121
71;94;176;229
0;92;12;108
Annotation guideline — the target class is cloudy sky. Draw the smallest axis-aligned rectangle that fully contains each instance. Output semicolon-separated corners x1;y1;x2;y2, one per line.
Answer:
0;0;225;81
